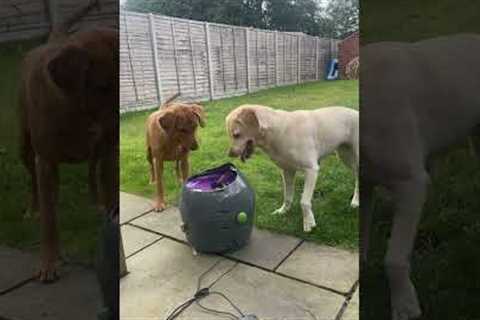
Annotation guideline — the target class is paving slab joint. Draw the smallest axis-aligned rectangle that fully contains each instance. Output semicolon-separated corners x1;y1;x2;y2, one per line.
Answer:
272;239;305;272
122;208;154;225
124;235;165;260
346;280;359;299
0;276;35;296
334;280;359;320
128;222;189;246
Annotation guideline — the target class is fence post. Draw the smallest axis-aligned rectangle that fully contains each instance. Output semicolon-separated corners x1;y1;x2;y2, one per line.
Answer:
274;30;278;86
297;34;300;84
219;27;226;93
46;0;59;27
329;38;333;62
122;11;139;104
204;22;214;100
148;13;162;104
255;29;259;87
232;27;238;90
245;27;250;93
283;35;286;83
315;37;319;80
265;32;269;85
187;21;197;96
170;17;181;94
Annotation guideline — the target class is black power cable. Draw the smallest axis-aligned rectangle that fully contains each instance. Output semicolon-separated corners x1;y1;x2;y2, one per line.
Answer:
165;259;256;320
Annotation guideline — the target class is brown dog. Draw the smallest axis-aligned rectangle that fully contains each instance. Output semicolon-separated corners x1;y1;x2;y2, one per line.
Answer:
146;96;205;211
19;1;118;282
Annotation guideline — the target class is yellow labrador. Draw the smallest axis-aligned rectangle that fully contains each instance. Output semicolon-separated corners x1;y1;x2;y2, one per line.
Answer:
226;104;359;232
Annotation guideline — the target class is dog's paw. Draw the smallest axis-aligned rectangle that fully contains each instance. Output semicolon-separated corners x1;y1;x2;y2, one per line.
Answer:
392;301;422;320
350;198;359;208
303;220;317;233
153;203;167;212
192;248;198;256
36;263;59;283
389;270;422;320
391;288;421;320
153;202;166;212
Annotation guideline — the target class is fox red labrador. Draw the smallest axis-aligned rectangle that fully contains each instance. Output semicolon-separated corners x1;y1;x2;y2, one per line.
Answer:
146;96;205;211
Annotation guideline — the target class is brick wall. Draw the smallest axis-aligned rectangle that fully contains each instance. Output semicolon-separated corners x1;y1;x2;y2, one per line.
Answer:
338;31;359;79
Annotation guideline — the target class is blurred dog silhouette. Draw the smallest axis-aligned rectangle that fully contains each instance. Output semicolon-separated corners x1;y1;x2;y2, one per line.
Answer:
19;0;118;282
361;34;480;320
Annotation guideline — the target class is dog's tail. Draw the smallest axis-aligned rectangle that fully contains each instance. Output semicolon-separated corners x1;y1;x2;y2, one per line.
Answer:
159;93;180;109
48;0;101;43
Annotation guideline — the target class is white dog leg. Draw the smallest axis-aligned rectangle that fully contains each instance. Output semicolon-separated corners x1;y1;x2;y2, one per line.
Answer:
351;176;359;208
273;169;296;215
336;146;359;208
351;144;359;208
300;168;318;233
386;173;428;320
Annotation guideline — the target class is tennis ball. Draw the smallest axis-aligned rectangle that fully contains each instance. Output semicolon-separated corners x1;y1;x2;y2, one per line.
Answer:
237;212;248;224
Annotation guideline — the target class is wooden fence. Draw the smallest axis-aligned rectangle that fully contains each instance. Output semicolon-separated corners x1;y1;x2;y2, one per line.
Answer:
120;10;339;112
0;0;118;43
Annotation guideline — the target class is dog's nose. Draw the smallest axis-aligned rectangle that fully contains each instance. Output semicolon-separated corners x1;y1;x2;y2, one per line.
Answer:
190;142;199;151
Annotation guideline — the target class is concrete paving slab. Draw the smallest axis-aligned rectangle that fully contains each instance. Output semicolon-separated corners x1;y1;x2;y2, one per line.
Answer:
120;238;344;320
130;206;186;241
121;224;162;258
179;260;344;320
277;241;358;293
0;246;37;293
120;192;153;224
120;238;235;320
0;265;102;320
225;228;302;270
131;207;302;271
342;286;359;320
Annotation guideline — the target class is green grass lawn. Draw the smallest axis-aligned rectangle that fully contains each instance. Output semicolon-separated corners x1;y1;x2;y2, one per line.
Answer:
0;40;101;264
121;80;359;249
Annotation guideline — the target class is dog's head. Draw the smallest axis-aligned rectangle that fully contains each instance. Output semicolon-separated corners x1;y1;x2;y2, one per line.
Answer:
158;104;205;154
225;106;262;162
46;29;119;121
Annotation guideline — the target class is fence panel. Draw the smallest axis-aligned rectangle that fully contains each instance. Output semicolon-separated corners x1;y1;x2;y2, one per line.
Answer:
120;11;157;112
119;10;338;112
0;0;117;43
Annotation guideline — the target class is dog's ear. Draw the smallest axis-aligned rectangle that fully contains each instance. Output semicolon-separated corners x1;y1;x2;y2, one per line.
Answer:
248;107;270;133
158;112;176;135
190;104;205;127
238;108;261;131
48;45;90;93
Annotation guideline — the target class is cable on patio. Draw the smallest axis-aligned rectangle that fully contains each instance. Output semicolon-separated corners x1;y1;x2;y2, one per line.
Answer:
165;259;255;320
